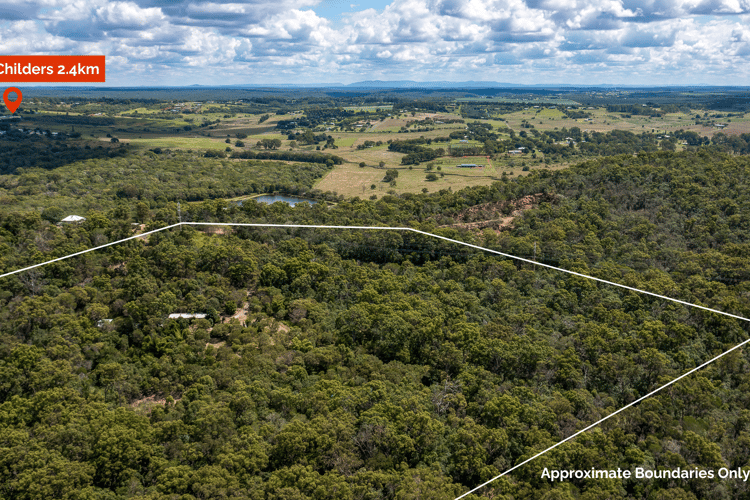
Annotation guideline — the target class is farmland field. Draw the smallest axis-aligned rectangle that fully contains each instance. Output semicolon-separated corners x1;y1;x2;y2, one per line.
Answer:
15;100;747;202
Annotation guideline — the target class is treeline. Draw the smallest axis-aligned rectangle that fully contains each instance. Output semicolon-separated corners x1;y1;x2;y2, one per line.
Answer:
286;130;336;148
562;109;592;119
0;132;125;174
606;104;663;117
577;130;660;156
442;126;701;159
711;132;750;153
229;149;344;165
404;117;464;128
449;121;497;143
356;140;384;150
276;107;391;131
25;114;117;126
387;138;445;165
0;149;334;215
28;97;160;116
392;99;448;113
460;102;528;118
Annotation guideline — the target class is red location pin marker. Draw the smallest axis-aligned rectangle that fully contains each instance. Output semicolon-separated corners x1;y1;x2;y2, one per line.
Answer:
3;87;22;114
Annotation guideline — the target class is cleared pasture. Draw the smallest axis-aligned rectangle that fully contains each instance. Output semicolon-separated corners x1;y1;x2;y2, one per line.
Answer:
314;155;507;200
20;101;749;203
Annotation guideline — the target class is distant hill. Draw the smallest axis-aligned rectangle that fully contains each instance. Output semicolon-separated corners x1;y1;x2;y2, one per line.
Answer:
346;80;522;89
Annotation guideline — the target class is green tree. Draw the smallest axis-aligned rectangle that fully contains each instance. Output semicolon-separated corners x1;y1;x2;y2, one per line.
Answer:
136;202;150;222
383;169;399;182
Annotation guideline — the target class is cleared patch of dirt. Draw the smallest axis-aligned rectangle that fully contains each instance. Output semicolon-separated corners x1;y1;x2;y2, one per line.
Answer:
130;224;153;242
200;226;230;235
130;395;180;415
223;301;249;325
438;193;554;232
131;395;166;408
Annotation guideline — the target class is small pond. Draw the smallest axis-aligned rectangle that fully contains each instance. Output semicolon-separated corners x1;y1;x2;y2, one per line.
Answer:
241;195;317;207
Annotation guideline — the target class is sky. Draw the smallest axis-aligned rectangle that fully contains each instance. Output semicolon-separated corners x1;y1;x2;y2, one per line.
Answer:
0;0;748;86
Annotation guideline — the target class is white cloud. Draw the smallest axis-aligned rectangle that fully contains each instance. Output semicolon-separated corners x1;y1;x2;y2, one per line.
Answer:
95;2;164;28
0;0;747;84
0;20;76;52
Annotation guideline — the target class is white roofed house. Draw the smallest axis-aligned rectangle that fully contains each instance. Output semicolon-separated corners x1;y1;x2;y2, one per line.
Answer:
168;313;207;319
162;313;210;327
61;215;86;223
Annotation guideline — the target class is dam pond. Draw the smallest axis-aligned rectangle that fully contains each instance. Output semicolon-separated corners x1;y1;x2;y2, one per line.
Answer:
240;195;317;207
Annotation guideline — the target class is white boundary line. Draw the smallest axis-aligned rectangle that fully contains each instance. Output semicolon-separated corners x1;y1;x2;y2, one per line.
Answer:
0;223;182;280
189;223;750;325
4;221;750;326
454;334;750;499
2;221;750;499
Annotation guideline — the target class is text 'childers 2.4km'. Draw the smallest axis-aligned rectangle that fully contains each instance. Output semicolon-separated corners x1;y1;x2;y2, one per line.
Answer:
0;55;105;83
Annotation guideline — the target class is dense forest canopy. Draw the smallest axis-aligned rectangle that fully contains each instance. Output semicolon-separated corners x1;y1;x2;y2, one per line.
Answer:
0;142;336;215
2;147;750;498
